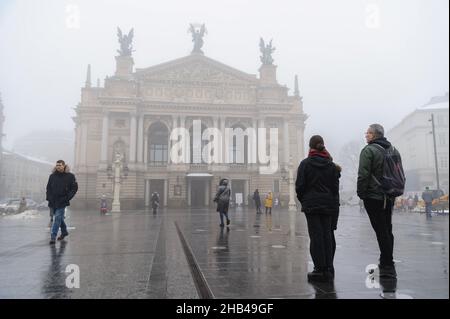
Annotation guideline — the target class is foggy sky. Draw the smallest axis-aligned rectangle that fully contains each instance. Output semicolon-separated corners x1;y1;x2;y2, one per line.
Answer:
0;0;448;157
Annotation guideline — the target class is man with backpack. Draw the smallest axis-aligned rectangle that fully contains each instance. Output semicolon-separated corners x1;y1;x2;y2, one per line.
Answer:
357;124;405;279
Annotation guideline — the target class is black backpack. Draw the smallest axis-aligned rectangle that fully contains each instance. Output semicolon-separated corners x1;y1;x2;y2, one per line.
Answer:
370;144;406;198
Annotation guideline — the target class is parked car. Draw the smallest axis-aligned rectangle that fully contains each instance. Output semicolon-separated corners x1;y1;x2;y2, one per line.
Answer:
0;198;37;214
0;199;11;213
36;201;49;210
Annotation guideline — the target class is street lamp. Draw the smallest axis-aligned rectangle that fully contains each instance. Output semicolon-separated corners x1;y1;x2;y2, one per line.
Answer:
429;114;440;191
280;156;297;211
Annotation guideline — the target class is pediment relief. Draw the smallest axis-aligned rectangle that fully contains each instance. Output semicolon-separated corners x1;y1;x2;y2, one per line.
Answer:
135;55;256;86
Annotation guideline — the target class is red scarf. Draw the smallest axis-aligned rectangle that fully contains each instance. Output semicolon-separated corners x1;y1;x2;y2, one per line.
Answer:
308;149;331;159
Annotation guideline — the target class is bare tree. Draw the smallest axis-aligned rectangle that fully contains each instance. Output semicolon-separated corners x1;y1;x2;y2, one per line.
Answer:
336;139;364;201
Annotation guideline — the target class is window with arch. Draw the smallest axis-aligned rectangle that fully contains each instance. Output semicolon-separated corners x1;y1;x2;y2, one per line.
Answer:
148;122;169;165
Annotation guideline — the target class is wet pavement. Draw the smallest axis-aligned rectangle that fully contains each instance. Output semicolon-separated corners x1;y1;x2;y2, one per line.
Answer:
0;206;448;299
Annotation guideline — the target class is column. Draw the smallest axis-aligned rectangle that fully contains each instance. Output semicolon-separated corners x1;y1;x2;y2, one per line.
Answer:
245;179;249;205
164;179;168;206
74;122;81;167
180;116;187;163
259;118;266;160
187;179;191;206
145;180;150;206
283;120;290;165
288;163;296;211
170;116;178;164
220;117;226;163
144;135;148;164
81;122;88;166
252;118;258;165
129;113;137;162
137;115;144;163
213;116;219;164
100;113;109;162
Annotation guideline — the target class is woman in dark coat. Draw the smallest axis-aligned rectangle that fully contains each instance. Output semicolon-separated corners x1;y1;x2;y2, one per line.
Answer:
151;192;160;214
214;179;231;227
296;135;341;282
253;189;262;214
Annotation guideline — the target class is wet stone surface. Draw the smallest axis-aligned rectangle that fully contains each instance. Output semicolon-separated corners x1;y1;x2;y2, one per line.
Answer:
0;206;448;299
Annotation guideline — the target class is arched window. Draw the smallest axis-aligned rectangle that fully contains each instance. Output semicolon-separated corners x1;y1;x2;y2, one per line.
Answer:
148;122;169;165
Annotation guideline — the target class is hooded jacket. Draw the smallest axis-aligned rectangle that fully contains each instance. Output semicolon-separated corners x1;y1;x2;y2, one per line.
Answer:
214;179;231;213
357;137;400;201
295;154;340;214
46;165;78;209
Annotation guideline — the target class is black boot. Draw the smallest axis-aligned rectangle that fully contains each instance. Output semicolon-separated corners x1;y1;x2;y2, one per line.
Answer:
379;264;397;279
308;269;327;282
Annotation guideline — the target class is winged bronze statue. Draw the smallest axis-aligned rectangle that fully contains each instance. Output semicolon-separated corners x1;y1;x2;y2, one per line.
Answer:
117;27;134;56
189;23;207;54
259;38;275;65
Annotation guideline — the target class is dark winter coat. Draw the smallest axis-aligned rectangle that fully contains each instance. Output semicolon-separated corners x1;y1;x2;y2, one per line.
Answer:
253;191;261;206
296;155;340;215
151;194;160;208
214;185;231;213
46;166;78;209
422;191;433;204
357;137;401;201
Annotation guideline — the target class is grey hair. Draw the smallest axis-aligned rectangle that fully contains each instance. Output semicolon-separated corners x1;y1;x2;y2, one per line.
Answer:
369;124;384;138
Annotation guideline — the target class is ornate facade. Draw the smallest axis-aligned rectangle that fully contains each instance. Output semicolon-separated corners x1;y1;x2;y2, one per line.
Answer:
73;33;307;209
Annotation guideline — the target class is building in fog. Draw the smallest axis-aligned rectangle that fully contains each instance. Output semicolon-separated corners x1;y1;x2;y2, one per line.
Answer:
73;28;307;208
0;93;5;197
0;150;53;201
13;130;74;165
389;93;449;193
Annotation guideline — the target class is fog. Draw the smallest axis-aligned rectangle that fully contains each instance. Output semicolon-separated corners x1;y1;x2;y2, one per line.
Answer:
0;0;448;157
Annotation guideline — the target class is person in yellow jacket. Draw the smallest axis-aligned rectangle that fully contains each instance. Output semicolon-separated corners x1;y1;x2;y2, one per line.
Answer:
264;192;273;214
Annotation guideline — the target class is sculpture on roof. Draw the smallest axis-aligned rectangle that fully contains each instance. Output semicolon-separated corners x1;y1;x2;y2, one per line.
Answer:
117;27;134;56
188;23;207;54
259;38;275;65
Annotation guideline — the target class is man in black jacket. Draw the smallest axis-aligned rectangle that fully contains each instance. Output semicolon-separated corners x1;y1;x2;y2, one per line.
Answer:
46;160;78;244
357;124;401;279
296;135;340;282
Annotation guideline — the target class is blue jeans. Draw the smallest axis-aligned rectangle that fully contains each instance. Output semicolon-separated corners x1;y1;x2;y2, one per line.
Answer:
51;207;68;240
219;210;229;226
425;202;432;214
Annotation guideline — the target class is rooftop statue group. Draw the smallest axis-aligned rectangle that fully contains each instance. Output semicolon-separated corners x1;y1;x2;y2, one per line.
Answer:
116;25;276;65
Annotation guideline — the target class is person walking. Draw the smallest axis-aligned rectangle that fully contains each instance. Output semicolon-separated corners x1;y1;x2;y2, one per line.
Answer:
264;192;273;214
357;124;404;279
151;192;160;214
46;160;78;245
422;187;433;215
296;135;340;282
214;179;231;227
253;189;262;214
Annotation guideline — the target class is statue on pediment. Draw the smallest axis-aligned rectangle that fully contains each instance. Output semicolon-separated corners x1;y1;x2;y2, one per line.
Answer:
117;27;134;56
259;38;275;65
189;23;207;54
